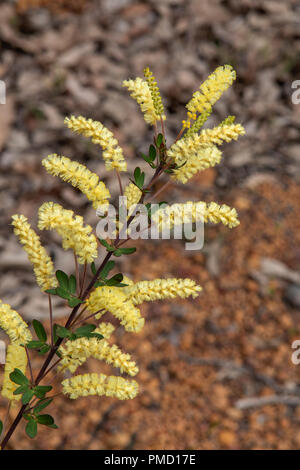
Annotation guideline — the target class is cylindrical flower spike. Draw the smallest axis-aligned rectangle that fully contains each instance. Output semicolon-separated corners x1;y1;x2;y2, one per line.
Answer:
86;286;145;333
42;154;110;210
1;344;28;402
123;77;165;125
169;145;222;184
0;301;32;345
152;201;240;230
197;123;245;146
58;323;116;373
11;215;57;292
59;335;138;376
143;67;165;117
123;183;142;215
38;202;98;264
123;278;202;305
186;65;236;115
61;373;139;400
64;116;127;172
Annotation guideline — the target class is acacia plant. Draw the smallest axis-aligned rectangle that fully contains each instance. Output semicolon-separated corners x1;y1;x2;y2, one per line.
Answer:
0;65;244;449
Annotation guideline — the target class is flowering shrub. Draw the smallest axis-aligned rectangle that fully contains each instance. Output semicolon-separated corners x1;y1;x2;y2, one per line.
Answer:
0;65;244;449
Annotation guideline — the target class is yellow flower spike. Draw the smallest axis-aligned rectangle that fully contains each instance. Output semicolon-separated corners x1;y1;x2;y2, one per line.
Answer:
61;373;139;400
11;214;57;292
186;64;236;115
64;116;127;172
1;344;27;402
58;331;138;376
143;67;165;117
171;145;222;184
0;301;32;345
123;278;202;305
86;286;145;333
42;154;110;210
38;202;98;264
123;77;165;126
152;201;240;230
197;123;245;146
123;182;142;215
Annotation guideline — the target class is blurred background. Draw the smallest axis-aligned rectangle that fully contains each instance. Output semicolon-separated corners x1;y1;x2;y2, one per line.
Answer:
0;0;300;450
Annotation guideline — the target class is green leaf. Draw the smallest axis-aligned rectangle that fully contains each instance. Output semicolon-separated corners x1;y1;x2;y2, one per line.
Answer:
149;144;157;161
156;134;164;148
69;275;77;295
98;238;116;252
100;260;115;279
25;419;37;439
9;368;29;385
33;399;53;415
91;262;97;275
27;340;45;349
56;270;69;290
68;297;82;308
74;324;96;337
33;385;52;399
133;167;145;189
36;414;54;426
32;320;47;342
0;420;3;437
106;273;124;286
90;333;104;341
23;414;32;421
13;385;29;396
45;288;57;295
53;324;59;343
22;388;34;405
134;166;141;182
114;247;136;257
55;325;70;339
56;286;70;300
141;153;152;164
38;344;51;355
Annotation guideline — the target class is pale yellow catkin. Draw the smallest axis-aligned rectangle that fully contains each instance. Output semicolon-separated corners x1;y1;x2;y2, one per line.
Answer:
42;154;110;210
152;201;240;230
61;373;139;400
1;344;27;402
123;183;142;213
38;202;98;264
86;286;145;333
11;215;57;292
169;144;222;184
123;278;202;305
58;323;116;373
186;65;236;115
0;301;32;345
123;77;164;125
64;116;127;172
59;335;138;376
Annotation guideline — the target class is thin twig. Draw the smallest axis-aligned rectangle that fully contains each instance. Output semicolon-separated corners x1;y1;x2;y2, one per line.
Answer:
1;401;11;440
25;347;34;384
115;170;123;196
151;180;172;201
74;252;80;296
48;294;54;347
79;262;87;298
